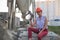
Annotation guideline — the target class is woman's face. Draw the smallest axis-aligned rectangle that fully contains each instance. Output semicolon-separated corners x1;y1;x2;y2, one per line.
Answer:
37;12;42;17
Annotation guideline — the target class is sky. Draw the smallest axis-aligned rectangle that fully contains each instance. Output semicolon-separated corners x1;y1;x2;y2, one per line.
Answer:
0;0;8;12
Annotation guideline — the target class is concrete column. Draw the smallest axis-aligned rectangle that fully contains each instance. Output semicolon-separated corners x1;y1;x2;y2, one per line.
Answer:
55;0;58;16
58;0;60;16
32;0;36;20
55;0;60;16
8;0;16;30
11;0;16;30
8;2;12;29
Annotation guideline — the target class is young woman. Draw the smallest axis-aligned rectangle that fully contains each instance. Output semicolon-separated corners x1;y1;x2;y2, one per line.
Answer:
28;7;48;40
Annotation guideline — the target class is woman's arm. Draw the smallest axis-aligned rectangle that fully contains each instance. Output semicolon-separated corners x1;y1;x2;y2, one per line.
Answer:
30;19;36;27
39;17;48;34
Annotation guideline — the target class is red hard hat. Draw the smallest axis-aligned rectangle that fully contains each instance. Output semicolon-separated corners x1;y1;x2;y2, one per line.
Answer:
36;7;42;13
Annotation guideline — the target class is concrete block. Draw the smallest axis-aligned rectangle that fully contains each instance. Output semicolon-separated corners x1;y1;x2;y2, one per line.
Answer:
17;28;60;40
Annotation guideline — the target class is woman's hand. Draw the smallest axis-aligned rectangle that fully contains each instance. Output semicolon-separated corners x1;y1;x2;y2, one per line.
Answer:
30;19;36;27
38;31;41;34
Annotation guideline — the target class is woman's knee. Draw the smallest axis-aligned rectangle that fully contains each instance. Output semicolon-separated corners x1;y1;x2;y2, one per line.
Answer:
38;34;42;39
28;27;32;31
38;31;48;39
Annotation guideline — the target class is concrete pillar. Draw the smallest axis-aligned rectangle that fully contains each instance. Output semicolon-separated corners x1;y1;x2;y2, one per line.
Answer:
8;2;12;29
55;0;59;16
32;0;36;20
8;0;16;30
55;0;60;16
11;0;16;30
58;0;60;16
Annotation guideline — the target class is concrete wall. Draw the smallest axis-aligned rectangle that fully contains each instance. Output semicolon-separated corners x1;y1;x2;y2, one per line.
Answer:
0;12;8;20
